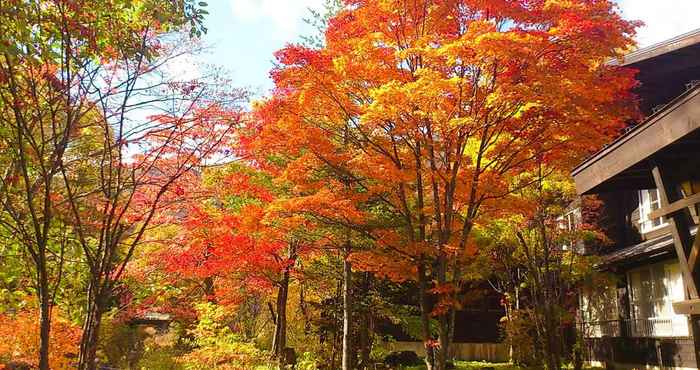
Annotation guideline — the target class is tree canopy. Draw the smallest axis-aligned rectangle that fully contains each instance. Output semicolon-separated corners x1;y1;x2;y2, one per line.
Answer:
0;1;644;369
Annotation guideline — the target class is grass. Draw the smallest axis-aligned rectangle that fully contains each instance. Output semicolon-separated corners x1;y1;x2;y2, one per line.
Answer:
400;361;527;370
400;361;605;370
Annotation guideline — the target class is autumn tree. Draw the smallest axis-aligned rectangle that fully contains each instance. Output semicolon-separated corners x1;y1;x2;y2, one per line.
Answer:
63;65;242;370
136;161;318;365
253;95;374;368
0;1;244;369
0;1;185;367
475;170;611;369
256;1;638;369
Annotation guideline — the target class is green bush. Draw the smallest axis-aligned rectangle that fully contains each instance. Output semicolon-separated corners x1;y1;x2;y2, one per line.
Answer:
137;346;185;370
177;302;268;370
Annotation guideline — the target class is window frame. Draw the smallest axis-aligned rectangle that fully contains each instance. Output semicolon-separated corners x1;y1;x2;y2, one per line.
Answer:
639;189;667;234
626;260;689;337
559;207;582;252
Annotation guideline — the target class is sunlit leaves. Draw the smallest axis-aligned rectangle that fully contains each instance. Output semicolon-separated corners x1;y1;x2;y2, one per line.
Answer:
254;0;639;324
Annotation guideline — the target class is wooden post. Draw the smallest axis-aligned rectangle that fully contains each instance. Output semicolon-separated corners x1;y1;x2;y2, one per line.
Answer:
651;162;700;365
651;163;698;299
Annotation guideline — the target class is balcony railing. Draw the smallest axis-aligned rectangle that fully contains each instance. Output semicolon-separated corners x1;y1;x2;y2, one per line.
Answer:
580;320;621;338
581;317;690;338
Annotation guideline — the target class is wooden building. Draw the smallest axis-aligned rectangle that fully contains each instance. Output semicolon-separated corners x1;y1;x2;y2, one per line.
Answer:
572;29;700;369
376;282;508;362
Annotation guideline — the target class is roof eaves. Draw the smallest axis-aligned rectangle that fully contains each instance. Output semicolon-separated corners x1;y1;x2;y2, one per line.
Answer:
571;83;700;179
607;28;700;67
598;227;698;267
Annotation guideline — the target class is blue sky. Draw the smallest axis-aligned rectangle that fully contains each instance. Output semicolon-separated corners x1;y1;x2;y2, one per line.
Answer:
194;0;324;95
192;0;700;97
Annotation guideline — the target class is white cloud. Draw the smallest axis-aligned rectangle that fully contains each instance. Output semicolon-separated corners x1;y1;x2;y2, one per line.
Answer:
227;1;700;48
617;0;700;47
230;0;325;40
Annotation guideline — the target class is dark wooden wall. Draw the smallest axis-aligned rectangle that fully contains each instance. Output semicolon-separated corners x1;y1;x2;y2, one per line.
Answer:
586;337;697;368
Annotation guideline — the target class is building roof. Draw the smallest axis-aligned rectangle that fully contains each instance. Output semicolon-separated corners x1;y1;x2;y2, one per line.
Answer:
599;227;698;266
600;234;674;265
625;28;700;115
571;29;700;195
129;312;172;325
611;28;700;67
571;84;700;194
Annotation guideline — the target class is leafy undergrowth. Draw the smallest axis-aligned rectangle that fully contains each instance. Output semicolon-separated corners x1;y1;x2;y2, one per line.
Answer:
455;362;527;370
401;361;605;370
399;361;523;370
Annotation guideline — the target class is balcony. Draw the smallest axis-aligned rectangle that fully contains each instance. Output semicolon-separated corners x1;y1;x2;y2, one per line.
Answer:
581;317;690;338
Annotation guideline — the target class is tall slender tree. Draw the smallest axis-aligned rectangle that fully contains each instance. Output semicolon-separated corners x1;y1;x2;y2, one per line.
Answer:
0;1;237;368
476;169;611;369
141;162;316;364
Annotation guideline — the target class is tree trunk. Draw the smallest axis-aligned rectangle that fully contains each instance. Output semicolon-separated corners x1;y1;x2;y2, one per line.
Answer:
37;264;51;370
330;331;338;369
78;285;105;370
437;317;450;370
543;305;561;370
270;303;278;356
572;321;583;370
299;285;311;334
508;286;520;363
417;261;435;370
358;312;371;369
342;243;353;370
203;276;216;301
447;261;463;365
532;296;561;370
272;268;290;360
434;254;450;370
358;273;372;369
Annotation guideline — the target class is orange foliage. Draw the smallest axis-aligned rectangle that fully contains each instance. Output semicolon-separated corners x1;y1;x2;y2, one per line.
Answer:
254;0;640;281
252;0;641;358
130;163;312;313
0;309;81;369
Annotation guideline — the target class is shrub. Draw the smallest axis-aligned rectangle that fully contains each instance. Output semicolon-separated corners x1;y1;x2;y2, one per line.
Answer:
177;303;268;369
501;309;541;367
0;309;81;369
383;351;422;367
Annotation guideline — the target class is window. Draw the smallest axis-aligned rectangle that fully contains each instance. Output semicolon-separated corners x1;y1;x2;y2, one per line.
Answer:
580;283;619;338
559;208;582;252
627;261;688;337
563;210;577;232
639;189;667;233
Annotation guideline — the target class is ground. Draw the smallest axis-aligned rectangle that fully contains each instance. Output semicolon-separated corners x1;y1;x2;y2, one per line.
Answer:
401;361;605;370
401;361;525;370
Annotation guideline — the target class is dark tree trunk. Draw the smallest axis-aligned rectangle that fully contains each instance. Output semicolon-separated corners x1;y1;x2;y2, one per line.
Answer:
447;262;462;363
342;242;353;370
37;263;51;370
299;285;311;334
542;305;562;370
203;276;215;301
418;261;436;370
272;268;290;360
78;284;105;370
330;331;338;369
358;310;372;369
437;317;449;370
435;254;450;370
358;274;372;369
